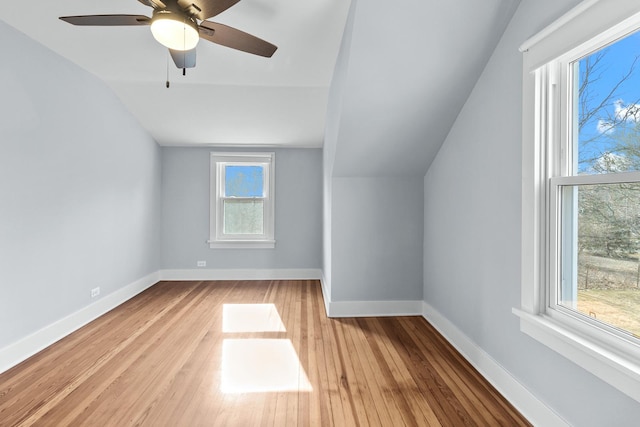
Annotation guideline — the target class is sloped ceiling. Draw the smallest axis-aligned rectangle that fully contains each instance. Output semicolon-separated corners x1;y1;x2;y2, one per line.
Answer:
331;0;521;176
0;0;351;147
1;0;520;166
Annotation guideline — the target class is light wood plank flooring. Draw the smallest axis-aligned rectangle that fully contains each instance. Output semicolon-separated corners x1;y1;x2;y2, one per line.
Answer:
0;280;530;426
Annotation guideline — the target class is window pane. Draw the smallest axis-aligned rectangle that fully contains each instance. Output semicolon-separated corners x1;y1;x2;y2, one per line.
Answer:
225;166;264;197
224;199;264;235
560;183;640;338
576;30;640;175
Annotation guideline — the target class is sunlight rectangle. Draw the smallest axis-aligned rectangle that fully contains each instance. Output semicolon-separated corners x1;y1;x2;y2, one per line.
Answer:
222;304;286;333
221;339;312;394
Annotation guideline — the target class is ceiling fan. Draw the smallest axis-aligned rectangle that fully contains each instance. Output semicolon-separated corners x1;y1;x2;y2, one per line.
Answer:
59;0;277;70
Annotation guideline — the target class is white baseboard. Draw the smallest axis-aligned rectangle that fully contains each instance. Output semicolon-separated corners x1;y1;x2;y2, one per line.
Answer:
422;302;568;427
327;299;423;318
0;271;160;375
319;272;331;317
159;268;323;281
316;274;422;318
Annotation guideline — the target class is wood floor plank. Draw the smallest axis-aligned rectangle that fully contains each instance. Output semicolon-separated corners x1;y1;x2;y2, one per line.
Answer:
396;317;505;426
359;317;441;427
312;285;353;427
395;317;497;425
343;319;395;426
0;280;531;427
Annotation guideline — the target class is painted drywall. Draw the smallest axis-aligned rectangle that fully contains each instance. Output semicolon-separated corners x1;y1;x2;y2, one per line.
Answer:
0;21;162;349
332;177;423;302
322;0;359;300
161;147;322;270
331;0;519;177
323;0;426;305
423;0;640;424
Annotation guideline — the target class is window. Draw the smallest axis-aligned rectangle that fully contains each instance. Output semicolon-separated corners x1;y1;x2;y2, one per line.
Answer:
550;30;640;340
209;152;275;248
517;1;640;403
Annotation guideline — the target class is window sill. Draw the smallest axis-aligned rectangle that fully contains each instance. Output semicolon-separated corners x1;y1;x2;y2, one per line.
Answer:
512;308;640;403
208;240;275;249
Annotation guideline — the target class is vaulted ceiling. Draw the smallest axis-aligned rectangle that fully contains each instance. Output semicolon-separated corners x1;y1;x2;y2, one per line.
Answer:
1;0;520;171
1;0;350;147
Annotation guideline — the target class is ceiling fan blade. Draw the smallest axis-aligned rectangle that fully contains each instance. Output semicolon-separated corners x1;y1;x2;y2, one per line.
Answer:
138;0;166;9
59;15;150;26
169;48;197;69
188;0;241;20
199;21;277;58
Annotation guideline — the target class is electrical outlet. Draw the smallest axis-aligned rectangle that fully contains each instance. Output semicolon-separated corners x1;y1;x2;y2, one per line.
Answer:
91;287;100;298
197;261;206;267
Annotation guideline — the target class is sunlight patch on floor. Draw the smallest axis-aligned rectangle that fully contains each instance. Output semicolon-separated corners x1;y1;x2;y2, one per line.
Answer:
221;339;313;393
222;304;286;333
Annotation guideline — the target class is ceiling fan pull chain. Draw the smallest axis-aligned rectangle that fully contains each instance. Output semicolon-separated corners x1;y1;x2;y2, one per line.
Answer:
166;52;170;88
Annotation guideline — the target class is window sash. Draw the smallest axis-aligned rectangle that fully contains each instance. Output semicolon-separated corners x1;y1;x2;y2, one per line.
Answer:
220;162;269;199
549;177;640;345
221;198;266;237
543;28;640;355
216;162;271;240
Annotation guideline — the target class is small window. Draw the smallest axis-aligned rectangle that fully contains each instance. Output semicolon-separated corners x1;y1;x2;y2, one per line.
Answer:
209;153;275;248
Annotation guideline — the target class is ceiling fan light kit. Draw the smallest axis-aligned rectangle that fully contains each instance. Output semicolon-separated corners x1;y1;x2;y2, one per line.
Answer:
59;0;277;70
150;10;199;51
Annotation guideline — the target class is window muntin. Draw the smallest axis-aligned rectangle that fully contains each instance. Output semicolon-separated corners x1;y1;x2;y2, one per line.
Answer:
548;29;640;342
210;153;275;248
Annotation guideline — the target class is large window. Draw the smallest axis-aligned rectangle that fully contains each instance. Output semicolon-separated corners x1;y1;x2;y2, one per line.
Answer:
551;29;640;341
209;152;275;248
517;1;640;403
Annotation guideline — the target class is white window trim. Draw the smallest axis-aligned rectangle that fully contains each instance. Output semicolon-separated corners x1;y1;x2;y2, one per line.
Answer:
209;152;275;249
517;0;640;403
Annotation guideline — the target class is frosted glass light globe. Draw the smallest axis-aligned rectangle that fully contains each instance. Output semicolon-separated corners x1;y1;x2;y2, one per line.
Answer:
151;13;199;51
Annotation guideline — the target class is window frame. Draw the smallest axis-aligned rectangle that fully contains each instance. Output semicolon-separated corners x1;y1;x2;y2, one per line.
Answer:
517;0;640;403
209;152;275;249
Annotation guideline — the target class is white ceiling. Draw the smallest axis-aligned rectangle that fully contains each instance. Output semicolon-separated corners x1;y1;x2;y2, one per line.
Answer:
1;0;351;147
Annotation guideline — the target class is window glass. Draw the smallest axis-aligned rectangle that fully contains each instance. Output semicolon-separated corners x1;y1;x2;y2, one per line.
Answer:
224;199;264;235
225;165;264;197
576;30;640;175
560;183;640;338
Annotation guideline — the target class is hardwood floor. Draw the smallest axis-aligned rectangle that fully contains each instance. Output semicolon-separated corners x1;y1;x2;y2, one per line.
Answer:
0;280;530;426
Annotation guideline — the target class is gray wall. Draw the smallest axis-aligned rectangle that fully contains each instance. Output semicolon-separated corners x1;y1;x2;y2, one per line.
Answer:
161;147;322;270
423;0;640;425
332;177;423;301
0;21;162;349
322;0;359;299
322;0;424;304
